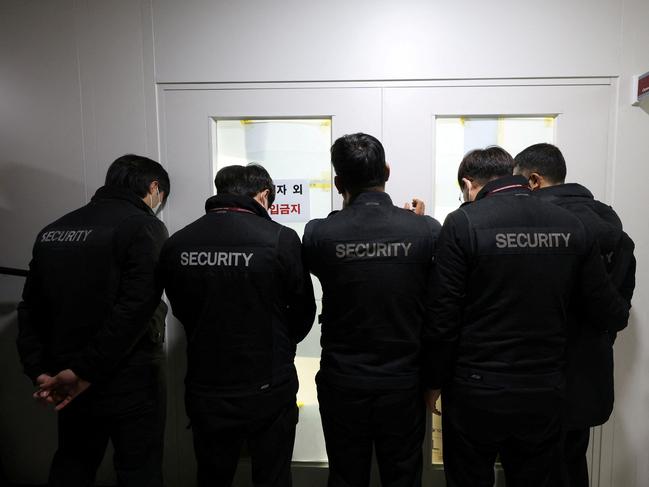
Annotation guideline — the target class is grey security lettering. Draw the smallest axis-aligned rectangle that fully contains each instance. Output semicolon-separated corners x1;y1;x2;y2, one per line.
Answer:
335;242;412;258
180;251;254;267
40;229;93;243
495;232;571;249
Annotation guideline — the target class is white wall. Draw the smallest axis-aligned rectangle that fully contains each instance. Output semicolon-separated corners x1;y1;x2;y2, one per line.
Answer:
0;0;156;483
0;2;85;482
1;0;647;485
152;0;622;82
608;0;649;484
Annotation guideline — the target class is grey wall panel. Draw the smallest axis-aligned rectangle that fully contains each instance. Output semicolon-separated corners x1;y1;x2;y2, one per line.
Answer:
607;0;649;485
0;1;85;483
0;0;155;483
152;0;622;83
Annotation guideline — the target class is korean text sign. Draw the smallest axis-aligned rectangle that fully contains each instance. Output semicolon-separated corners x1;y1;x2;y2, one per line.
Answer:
270;179;310;222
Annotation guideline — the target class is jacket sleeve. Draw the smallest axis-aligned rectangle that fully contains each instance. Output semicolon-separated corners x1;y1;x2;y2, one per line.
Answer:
157;239;191;326
611;231;636;306
16;257;49;383
422;211;468;390
607;231;635;341
278;227;316;343
70;218;168;382
576;239;630;333
302;219;320;278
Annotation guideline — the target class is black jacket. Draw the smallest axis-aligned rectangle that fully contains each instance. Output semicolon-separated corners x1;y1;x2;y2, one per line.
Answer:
303;191;442;390
159;194;316;402
17;186;168;386
535;183;636;427
425;176;630;394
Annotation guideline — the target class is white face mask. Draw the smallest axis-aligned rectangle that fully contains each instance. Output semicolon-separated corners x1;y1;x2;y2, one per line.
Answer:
149;187;162;215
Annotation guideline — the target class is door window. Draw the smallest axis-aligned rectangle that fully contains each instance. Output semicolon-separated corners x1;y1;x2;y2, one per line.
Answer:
433;116;556;223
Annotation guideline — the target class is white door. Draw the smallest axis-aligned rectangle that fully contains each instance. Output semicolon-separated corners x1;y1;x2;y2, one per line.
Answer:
158;86;382;486
158;79;614;487
381;79;614;485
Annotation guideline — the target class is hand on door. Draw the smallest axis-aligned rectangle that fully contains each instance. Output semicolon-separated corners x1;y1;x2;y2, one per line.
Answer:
404;198;425;215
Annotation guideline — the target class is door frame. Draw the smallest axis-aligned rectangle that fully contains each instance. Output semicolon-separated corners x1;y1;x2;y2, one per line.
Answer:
155;77;617;487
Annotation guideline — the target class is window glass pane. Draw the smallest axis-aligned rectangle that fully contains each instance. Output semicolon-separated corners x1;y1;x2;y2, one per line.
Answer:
434;116;556;224
431;115;555;465
212;118;332;462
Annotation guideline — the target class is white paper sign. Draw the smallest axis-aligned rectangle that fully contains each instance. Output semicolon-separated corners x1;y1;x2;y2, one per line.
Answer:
270;179;311;222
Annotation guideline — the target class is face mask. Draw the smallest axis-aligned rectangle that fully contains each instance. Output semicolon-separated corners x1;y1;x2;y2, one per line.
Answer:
149;187;162;215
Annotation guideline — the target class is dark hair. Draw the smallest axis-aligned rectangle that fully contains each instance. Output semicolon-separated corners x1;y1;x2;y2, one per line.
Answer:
105;154;170;202
331;133;386;192
514;143;567;184
214;163;276;205
457;146;514;187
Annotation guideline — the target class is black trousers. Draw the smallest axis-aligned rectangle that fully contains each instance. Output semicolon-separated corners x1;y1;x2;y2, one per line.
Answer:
190;399;298;487
48;370;166;487
442;384;563;487
0;455;8;487
562;427;590;487
317;377;425;487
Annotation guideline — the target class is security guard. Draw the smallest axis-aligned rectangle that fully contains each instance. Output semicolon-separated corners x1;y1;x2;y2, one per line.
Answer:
159;164;315;487
424;146;630;487
514;143;636;487
303;133;441;487
17;154;170;487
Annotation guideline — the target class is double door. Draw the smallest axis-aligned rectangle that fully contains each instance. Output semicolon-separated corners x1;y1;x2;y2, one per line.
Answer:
158;79;613;486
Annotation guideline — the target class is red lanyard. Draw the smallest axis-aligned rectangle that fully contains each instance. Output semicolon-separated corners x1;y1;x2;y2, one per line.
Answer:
209;207;255;215
486;184;528;196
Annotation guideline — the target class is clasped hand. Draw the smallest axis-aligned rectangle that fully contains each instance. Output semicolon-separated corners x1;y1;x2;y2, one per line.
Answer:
34;370;91;411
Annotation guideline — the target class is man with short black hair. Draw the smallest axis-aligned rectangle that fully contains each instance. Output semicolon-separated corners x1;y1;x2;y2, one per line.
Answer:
17;154;170;487
514;143;636;487
159;163;315;487
304;133;441;487
456;146;517;203
424;146;629;487
513;142;567;185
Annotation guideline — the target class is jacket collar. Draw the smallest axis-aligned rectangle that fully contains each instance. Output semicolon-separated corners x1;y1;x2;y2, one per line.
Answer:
349;191;393;207
92;186;153;214
534;183;594;201
204;193;271;220
475;175;531;202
